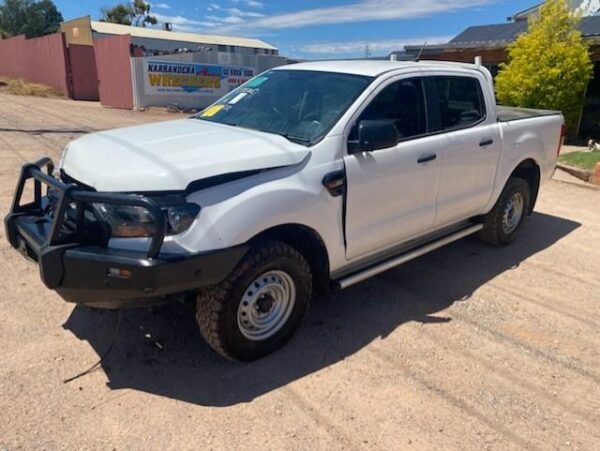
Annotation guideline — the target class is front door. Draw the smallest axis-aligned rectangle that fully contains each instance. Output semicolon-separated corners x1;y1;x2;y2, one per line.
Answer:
344;77;442;261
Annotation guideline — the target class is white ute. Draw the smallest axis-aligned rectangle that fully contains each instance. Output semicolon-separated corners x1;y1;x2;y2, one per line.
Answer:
5;60;565;360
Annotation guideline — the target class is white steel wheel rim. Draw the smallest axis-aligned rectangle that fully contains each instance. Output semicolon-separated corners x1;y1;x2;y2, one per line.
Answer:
237;270;296;341
502;192;524;234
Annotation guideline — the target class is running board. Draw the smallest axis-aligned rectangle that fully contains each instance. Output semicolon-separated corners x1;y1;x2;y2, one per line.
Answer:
336;224;483;290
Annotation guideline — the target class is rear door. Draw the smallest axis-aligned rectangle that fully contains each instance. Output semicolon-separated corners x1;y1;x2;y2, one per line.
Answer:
426;75;501;227
343;76;442;260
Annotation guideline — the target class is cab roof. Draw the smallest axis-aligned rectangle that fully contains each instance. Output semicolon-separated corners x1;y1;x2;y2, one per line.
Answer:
278;60;485;77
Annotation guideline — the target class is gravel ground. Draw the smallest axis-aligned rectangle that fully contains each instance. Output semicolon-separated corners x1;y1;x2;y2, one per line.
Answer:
0;94;599;451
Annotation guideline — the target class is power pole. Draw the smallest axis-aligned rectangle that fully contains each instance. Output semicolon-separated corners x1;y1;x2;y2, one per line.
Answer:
365;44;371;59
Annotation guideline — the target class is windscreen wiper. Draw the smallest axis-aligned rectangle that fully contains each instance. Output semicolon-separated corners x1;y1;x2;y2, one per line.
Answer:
262;130;312;145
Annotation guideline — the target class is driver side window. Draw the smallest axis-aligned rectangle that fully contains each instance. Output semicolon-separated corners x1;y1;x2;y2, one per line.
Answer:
356;78;427;141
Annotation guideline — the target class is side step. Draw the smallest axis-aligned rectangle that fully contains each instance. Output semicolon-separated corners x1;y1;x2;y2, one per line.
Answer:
336;223;483;290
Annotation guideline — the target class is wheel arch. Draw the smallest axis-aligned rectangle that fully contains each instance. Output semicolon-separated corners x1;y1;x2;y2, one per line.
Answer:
250;223;331;295
509;158;541;214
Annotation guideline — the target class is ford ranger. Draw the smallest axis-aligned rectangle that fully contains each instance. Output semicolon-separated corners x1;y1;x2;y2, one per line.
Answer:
5;60;565;361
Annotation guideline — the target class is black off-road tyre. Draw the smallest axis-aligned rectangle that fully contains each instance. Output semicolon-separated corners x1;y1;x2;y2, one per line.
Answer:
479;177;531;246
196;240;312;361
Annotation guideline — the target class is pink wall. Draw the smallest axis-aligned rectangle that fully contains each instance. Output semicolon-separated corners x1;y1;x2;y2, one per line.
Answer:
68;44;99;101
94;34;133;109
0;33;71;97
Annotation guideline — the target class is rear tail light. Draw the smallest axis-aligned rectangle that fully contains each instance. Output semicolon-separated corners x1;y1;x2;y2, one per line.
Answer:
557;124;566;156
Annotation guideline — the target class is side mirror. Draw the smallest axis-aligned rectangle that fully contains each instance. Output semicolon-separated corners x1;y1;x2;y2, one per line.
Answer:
348;119;399;153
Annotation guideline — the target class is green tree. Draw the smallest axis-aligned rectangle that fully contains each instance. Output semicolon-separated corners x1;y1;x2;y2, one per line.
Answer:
100;1;157;27
22;0;63;36
101;3;133;25
0;8;6;37
495;0;593;134
132;0;157;26
0;0;63;38
0;0;30;36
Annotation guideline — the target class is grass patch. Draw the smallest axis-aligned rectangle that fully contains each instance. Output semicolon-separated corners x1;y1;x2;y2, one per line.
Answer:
559;151;600;171
0;76;64;98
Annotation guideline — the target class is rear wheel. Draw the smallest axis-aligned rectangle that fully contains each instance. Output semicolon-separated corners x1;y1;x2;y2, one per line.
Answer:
196;240;312;361
479;177;531;246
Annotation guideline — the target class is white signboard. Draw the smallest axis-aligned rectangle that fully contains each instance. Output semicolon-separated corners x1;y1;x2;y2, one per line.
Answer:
144;60;255;97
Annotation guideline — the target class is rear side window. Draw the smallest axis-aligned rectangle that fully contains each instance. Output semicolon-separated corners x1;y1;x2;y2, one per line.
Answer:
433;77;485;130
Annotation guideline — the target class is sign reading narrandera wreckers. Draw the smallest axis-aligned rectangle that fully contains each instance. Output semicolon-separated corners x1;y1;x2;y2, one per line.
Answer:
144;60;255;97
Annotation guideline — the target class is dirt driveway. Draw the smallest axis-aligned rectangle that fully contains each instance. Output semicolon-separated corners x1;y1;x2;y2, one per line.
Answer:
0;94;599;450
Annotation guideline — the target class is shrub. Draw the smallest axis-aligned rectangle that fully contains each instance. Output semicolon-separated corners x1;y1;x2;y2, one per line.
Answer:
495;0;593;135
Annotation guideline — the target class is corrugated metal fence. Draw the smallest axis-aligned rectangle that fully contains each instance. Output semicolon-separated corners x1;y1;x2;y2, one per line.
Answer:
94;34;133;109
68;44;99;101
0;32;135;108
0;34;71;97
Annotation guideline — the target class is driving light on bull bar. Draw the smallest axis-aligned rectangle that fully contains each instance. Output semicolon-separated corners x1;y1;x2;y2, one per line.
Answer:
166;204;201;235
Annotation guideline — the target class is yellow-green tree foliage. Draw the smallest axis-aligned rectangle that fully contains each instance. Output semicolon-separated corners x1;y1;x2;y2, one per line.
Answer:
495;0;593;133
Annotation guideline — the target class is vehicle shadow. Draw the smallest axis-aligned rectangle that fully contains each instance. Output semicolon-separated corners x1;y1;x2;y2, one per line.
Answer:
63;212;580;407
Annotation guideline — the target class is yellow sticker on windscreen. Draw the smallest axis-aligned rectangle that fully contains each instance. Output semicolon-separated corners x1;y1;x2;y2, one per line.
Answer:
201;104;224;117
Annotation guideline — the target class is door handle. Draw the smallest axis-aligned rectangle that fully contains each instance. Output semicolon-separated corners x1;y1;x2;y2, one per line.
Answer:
417;153;437;164
480;138;494;147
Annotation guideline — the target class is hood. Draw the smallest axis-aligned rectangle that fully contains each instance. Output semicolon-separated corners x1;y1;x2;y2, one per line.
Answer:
61;119;310;192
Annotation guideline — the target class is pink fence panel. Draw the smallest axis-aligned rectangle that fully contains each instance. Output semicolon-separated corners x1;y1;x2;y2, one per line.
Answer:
94;35;133;109
68;44;99;101
0;33;70;97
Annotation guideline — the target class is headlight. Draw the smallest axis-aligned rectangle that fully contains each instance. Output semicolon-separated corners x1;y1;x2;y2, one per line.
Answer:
95;203;200;238
96;204;158;238
166;204;200;235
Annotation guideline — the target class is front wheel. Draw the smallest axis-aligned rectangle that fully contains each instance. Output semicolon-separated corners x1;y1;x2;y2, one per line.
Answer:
196;240;312;361
479;177;531;246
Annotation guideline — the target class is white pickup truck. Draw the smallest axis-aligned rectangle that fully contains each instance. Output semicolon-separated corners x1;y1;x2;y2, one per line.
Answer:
5;60;565;361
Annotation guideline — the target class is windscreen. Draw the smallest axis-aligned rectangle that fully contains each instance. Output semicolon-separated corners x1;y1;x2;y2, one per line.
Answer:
195;70;373;145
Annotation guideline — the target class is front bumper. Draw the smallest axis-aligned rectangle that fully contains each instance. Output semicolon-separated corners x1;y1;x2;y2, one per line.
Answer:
4;158;248;308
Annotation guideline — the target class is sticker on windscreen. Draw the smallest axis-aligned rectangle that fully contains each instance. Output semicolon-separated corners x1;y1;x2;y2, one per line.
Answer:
228;92;248;105
200;104;225;117
246;76;268;88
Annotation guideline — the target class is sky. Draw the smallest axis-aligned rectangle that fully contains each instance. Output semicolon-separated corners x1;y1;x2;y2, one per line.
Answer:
53;0;549;58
